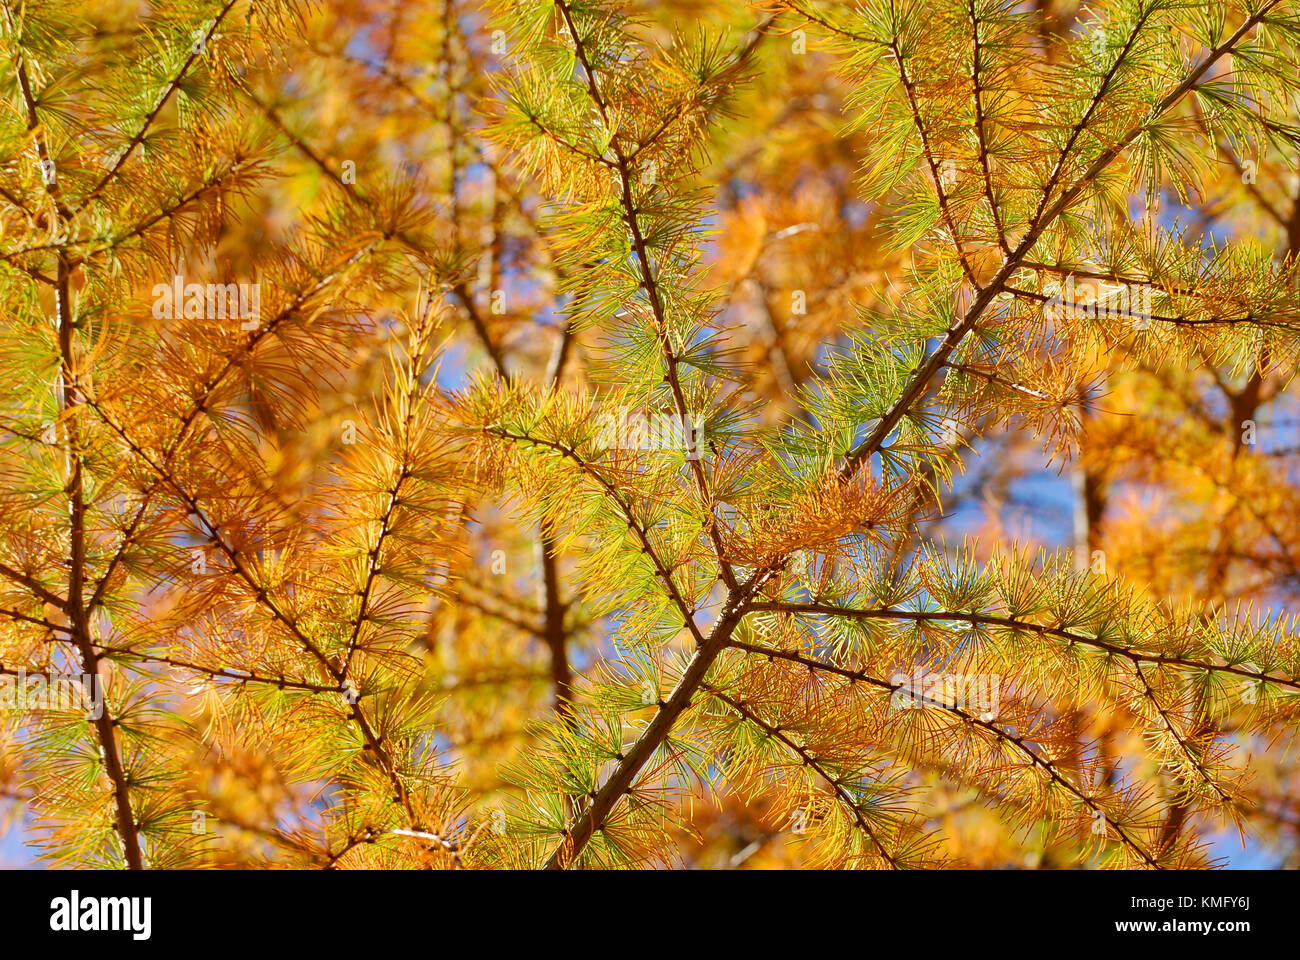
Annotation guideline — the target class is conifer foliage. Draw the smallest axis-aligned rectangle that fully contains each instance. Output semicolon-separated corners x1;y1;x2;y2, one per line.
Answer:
2;0;1300;869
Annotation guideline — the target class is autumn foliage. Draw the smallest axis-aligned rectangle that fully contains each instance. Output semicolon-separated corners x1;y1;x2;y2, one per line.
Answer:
3;0;1300;870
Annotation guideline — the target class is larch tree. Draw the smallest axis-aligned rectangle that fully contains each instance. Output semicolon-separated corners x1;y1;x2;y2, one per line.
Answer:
2;0;1300;871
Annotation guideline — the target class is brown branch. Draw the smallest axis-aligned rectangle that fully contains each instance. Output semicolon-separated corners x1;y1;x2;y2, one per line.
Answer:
95;645;343;694
725;640;1163;866
542;584;769;869
555;0;737;591
486;426;705;647
969;0;1009;254
0;561;67;610
702;682;903;867
84;238;388;612
71;1;240;216
747;601;1300;692
252;94;511;378
837;2;1276;485
56;255;143;868
82;403;427;836
885;36;979;286
8;7;145;866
